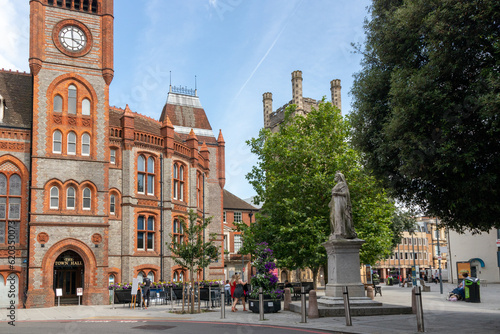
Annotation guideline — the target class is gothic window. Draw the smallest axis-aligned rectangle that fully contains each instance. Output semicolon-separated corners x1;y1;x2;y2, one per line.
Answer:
66;187;75;209
81;133;90;156
82;187;91;210
147;157;155;195
110;149;116;164
173;163;185;201
137;155;145;194
0;173;22;244
172;218;184;246
67;132;76;155
50;186;59;209
53;130;62;154
137;215;155;251
110;194;115;215
82;98;91;116
68;85;77;114
197;172;203;209
53;95;63;112
147;271;154;281
137;155;155;195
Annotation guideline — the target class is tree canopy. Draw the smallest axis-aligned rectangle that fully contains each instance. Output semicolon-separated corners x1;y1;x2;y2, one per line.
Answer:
243;101;396;275
350;0;500;232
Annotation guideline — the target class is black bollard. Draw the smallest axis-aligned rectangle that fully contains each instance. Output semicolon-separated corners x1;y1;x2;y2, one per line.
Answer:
220;286;225;319
415;286;425;332
343;286;352;326
300;286;307;323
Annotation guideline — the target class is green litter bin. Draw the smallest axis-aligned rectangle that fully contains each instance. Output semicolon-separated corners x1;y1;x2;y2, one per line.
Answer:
464;277;480;303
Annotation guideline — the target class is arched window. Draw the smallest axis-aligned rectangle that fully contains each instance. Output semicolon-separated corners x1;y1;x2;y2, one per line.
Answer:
137;215;155;251
179;165;184;201
68;85;77;114
110;194;115;215
53;95;63;112
197;172;203;209
109;274;115;285
137;155;145;193
53;130;62;154
0;173;22;244
82;98;91;116
172;218;184;246
147;157;155;195
50;186;59;209
173;272;179;282
147;271;154;282
137;271;145;282
66;187;75;209
67;132;76;155
173;163;185;201
173;164;178;199
110;149;116;164
82;187;91;210
81;133;90;156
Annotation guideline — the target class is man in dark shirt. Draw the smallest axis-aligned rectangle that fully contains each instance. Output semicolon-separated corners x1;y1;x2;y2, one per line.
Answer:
143;277;151;308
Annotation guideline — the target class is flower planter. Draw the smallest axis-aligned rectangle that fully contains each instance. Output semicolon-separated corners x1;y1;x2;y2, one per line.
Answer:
114;289;132;304
248;298;281;313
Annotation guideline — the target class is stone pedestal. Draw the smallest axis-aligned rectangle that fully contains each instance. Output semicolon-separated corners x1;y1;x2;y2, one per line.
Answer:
323;238;365;298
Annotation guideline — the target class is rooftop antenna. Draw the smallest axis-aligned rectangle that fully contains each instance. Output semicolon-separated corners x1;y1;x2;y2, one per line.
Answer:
195;75;198;96
169;71;172;92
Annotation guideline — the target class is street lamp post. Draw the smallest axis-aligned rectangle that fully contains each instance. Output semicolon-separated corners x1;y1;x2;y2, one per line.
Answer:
412;231;416;286
436;218;443;294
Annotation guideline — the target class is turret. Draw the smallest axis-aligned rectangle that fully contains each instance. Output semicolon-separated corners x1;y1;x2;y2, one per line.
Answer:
330;79;342;112
263;92;273;129
291;70;303;111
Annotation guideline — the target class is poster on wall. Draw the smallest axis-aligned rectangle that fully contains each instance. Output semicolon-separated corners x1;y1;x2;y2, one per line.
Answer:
456;262;471;281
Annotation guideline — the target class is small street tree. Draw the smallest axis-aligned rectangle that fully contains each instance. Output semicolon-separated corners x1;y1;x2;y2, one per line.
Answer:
168;210;219;314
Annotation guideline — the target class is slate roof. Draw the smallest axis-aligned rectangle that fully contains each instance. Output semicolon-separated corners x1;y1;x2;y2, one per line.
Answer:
160;92;213;132
0;70;33;128
223;189;258;211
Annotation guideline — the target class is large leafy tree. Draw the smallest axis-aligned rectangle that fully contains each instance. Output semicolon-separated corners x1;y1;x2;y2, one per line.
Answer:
350;0;500;232
243;101;396;285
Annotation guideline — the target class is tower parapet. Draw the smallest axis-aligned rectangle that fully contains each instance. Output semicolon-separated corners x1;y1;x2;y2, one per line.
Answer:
291;70;303;111
263;92;273;128
330;79;342;112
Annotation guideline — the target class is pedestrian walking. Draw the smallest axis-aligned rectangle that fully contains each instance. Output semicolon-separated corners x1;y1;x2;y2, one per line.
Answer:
231;274;247;312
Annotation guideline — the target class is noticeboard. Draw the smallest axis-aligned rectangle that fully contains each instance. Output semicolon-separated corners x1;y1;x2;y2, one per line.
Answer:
56;288;63;297
77;288;83;296
131;278;140;295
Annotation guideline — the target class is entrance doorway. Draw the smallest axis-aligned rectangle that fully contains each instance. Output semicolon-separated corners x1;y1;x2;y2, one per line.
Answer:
53;250;84;304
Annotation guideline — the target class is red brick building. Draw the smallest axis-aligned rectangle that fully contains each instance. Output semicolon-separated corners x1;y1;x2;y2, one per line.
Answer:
0;0;225;308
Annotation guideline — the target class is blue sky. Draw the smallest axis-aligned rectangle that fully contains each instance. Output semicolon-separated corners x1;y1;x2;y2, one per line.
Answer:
0;0;371;200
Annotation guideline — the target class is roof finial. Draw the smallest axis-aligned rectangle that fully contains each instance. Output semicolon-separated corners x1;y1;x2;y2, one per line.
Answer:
195;75;198;96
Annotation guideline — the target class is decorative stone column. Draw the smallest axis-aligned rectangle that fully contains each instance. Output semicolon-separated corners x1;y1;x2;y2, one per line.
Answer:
323;238;366;298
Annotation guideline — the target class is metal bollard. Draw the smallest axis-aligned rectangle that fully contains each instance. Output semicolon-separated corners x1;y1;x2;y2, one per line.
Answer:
343;286;352;326
170;287;173;311
300;286;307;323
220;286;225;319
415;285;425;332
259;287;264;321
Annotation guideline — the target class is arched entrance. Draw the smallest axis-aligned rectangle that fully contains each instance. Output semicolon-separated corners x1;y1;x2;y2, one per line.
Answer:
53;250;84;304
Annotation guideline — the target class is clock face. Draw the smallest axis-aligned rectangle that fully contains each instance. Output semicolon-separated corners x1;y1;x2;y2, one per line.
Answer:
59;26;87;52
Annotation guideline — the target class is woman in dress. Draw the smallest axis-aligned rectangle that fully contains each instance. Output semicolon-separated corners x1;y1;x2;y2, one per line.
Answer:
231;274;247;312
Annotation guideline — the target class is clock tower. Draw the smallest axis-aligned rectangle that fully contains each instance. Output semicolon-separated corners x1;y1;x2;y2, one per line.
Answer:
27;0;114;307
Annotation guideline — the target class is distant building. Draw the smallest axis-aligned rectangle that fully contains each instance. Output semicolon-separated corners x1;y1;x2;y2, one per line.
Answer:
263;71;341;132
222;190;257;280
373;217;448;282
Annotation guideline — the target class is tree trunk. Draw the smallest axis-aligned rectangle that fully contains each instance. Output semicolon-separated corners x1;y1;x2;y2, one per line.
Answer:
311;267;318;290
190;269;195;314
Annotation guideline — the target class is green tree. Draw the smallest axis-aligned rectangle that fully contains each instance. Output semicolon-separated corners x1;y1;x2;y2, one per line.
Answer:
350;0;500;232
168;210;219;313
244;101;396;286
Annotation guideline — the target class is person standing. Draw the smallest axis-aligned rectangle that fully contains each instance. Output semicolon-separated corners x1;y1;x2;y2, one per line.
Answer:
142;277;151;309
231;274;247;312
224;280;232;305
